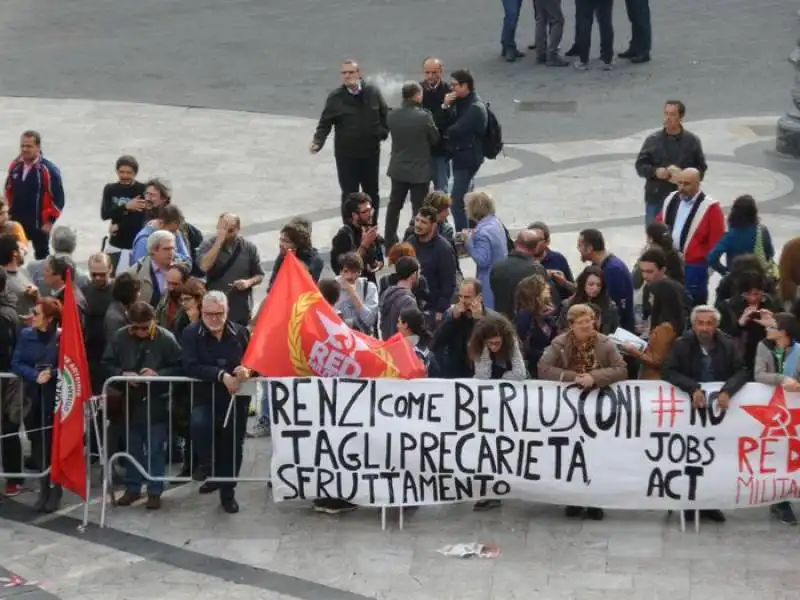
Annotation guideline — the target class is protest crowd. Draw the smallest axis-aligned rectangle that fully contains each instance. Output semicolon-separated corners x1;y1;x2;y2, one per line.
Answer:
1;58;800;529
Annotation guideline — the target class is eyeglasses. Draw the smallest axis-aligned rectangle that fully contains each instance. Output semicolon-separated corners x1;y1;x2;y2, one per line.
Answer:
130;323;151;332
204;311;225;318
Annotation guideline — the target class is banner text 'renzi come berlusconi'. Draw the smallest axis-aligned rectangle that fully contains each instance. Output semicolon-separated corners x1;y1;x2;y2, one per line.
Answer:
267;378;800;509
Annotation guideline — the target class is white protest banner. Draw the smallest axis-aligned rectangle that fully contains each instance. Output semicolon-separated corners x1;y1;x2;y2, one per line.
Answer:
267;378;800;509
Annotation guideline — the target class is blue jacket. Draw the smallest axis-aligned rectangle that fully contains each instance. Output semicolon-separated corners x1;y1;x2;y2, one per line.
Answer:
708;225;774;276
466;215;508;309
181;321;250;412
131;224;192;266
11;327;60;415
441;92;487;170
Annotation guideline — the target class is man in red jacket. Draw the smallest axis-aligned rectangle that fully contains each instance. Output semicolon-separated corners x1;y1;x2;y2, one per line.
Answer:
657;168;725;307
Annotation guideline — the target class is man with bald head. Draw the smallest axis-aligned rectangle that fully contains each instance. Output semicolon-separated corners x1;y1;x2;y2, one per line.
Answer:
197;213;264;325
490;229;549;320
82;252;115;394
421;57;452;191
657;168;725;306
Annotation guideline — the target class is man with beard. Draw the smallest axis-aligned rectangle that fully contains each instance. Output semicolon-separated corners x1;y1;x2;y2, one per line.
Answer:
420;58;452;192
100;155;147;272
155;263;190;331
662;305;748;524
528;221;574;302
330;193;384;284
0;233;37;322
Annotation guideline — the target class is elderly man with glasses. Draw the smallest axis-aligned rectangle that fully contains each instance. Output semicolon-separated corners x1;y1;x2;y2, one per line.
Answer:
182;291;253;514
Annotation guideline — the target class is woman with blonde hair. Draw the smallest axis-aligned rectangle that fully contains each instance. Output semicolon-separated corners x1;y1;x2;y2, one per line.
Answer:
778;237;800;310
464;192;508;310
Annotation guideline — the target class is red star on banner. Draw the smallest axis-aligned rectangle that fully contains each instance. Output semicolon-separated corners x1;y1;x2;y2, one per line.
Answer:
741;386;800;438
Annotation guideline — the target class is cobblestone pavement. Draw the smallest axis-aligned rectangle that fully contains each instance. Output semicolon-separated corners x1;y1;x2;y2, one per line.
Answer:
1;0;800;598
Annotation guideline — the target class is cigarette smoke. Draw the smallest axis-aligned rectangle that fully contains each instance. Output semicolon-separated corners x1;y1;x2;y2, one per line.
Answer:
368;72;409;107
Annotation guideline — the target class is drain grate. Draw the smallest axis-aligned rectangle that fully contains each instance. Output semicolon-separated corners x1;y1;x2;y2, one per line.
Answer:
513;100;578;113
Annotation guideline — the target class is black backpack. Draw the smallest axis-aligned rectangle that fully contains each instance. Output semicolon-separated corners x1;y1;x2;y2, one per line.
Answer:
482;102;504;160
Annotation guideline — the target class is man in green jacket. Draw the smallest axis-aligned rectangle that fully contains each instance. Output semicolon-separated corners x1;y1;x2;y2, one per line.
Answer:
103;301;183;510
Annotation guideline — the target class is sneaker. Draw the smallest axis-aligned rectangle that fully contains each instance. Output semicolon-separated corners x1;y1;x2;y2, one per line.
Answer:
312;498;358;514
771;502;797;525
4;482;24;497
473;499;503;511
116;490;141;506
247;418;271;438
585;507;605;520
601;60;614;71
573;61;589;71
145;494;162;510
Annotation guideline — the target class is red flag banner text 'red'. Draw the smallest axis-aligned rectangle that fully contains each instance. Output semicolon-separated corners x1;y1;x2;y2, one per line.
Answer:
51;270;91;499
244;252;424;379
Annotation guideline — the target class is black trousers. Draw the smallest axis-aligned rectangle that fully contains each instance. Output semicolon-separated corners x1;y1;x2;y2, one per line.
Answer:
623;0;651;54
336;154;381;223
1;416;24;485
383;180;429;248
213;396;249;498
23;226;50;260
575;0;614;63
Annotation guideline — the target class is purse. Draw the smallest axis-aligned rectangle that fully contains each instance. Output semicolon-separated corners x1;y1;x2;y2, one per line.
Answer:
754;225;779;280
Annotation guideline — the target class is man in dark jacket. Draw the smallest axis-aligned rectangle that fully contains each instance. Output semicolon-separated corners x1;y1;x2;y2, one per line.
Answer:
407;206;458;330
100;155;147;270
330;193;384;284
380;256;420;340
431;279;495;378
662;304;748;524
0;266;22;494
384;82;440;248
182;291;252;514
310;60;389;223
3;130;65;259
635;100;707;225
421;58;452;191
490;230;549;320
82;253;114;394
440;69;488;231
103;301;183;510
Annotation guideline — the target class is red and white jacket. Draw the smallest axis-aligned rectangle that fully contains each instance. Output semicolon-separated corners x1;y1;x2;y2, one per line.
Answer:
657;191;726;265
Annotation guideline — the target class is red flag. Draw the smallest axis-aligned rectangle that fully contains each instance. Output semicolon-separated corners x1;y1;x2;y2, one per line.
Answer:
244;252;424;379
51;270;90;499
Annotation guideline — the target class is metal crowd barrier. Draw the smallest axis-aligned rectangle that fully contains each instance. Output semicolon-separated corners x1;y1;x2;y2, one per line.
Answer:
98;375;270;528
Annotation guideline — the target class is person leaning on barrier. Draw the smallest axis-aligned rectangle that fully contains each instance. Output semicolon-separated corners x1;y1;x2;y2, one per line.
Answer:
661;304;749;524
102;301;183;510
182;291;253;514
538;303;627;522
0;266;23;496
753;312;800;525
11;297;62;512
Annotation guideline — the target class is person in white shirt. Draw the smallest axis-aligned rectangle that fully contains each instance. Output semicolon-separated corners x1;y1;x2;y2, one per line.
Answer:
334;251;378;335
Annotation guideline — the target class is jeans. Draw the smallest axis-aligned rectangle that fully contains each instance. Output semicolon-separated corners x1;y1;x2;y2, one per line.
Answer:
335;153;381;223
534;0;565;57
431;155;451;192
644;202;661;226
624;0;651;54
685;263;710;307
191;404;213;470
501;0;524;52
384;180;429;248
575;0;614;64
125;422;168;495
451;167;479;232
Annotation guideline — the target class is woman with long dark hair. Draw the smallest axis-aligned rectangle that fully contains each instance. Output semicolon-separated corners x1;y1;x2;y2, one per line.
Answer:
514;274;558;377
644;222;685;284
468;314;526;381
558;266;619;334
714;254;777;309
708;194;775;276
622;280;686;379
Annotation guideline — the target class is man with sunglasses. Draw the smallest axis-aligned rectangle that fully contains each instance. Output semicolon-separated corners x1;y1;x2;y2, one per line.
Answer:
310;59;389;223
82;253;114;394
103;301;183;510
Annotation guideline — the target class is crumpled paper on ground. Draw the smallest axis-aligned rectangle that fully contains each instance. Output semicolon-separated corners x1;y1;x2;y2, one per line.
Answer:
436;543;501;559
